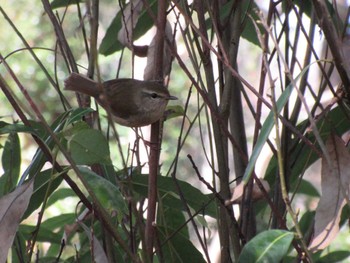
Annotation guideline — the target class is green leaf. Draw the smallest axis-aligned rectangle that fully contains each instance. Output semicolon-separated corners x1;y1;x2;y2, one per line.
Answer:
165;105;185;120
243;63;318;183
61;120;90;137
41;213;76;230
0;132;21;196
238;230;294;263
46;188;76;208
130;174;217;218
243;84;293;183
50;0;84;9
340;205;350;226
99;163;120;183
290;179;320;197
290;0;335;21
240;1;264;48
317;251;350;263
79;167;128;219
0;122;40;137
19;221;68;244
294;211;314;235
19;112;71;183
22;169;64;220
215;1;263;48
264;106;350;186
11;231;29;263
68;129;111;165
99;12;124;56
157;225;206;263
66;107;95;125
99;0;158;56
158;206;189;238
20;215;75;247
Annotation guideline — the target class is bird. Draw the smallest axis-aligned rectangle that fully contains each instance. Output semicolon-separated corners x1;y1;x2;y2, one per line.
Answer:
64;73;177;127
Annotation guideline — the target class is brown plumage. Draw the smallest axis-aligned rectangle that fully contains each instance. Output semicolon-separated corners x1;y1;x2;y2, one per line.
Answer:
64;73;177;127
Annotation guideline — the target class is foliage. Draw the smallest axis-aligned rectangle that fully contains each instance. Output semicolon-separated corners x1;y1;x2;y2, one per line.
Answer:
1;0;350;262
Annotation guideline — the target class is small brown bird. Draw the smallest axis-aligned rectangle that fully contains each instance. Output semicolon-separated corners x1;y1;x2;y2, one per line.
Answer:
64;73;177;127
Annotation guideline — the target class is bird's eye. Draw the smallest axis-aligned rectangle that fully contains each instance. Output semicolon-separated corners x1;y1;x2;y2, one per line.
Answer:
150;93;158;98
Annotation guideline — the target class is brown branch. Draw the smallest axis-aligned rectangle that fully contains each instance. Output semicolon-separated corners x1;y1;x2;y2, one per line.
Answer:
145;0;167;261
41;0;77;73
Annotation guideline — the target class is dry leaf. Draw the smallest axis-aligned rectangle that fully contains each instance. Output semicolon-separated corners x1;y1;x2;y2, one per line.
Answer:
225;179;270;205
0;180;34;263
309;134;350;251
64;208;90;239
341;35;350;74
117;0;144;47
143;21;175;80
78;222;108;263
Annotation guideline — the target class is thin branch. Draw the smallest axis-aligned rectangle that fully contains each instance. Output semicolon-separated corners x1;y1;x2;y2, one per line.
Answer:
145;0;167;260
312;0;350;94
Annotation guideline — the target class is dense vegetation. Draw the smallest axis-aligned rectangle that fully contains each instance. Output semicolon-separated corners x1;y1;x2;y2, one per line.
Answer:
1;1;350;262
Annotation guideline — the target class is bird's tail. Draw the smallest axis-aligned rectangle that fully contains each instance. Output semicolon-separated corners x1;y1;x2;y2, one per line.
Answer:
64;72;100;98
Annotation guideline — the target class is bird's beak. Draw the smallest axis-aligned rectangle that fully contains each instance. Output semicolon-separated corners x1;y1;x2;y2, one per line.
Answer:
167;95;178;100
